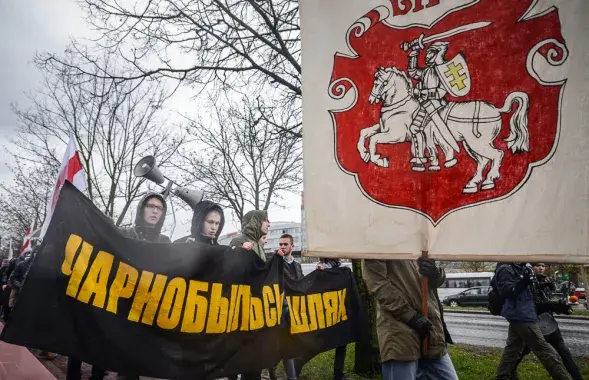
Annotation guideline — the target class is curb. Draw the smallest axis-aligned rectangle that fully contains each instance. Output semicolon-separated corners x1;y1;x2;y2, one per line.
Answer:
443;309;589;321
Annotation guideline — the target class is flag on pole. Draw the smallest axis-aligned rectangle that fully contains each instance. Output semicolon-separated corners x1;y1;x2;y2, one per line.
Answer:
20;218;36;255
300;0;589;263
8;240;14;260
40;136;87;238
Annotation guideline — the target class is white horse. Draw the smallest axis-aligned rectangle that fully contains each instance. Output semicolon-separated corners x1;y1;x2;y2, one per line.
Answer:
357;66;530;193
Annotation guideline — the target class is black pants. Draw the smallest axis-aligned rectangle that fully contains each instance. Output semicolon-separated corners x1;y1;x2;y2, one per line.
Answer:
1;288;11;321
66;358;106;380
497;322;568;380
511;328;582;380
295;345;347;379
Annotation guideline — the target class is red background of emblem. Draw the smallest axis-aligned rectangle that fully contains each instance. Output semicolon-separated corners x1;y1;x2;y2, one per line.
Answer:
330;0;565;223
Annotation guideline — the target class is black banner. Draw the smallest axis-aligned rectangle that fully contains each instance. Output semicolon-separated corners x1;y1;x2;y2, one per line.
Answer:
1;182;366;379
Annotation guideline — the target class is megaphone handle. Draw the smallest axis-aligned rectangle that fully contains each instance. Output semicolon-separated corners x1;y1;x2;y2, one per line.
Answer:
163;181;173;199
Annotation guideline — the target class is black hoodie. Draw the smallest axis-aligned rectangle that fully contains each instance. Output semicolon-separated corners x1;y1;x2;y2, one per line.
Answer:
174;200;225;245
120;193;171;243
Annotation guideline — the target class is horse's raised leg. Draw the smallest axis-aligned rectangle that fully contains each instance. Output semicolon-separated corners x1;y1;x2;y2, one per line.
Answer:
369;131;408;168
462;143;488;194
367;132;389;167
357;123;380;163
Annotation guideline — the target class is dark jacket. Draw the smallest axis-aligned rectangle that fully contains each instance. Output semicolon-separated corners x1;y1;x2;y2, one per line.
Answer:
284;256;304;281
4;257;21;284
0;261;9;286
120;193;171;243
497;263;537;323
536;274;556;293
229;210;268;261
174;201;225;245
8;248;39;304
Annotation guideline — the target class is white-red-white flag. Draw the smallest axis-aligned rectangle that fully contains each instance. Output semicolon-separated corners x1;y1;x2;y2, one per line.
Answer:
20;218;36;255
40;136;87;238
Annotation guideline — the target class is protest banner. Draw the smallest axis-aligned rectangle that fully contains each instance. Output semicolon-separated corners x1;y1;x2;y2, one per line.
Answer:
1;182;366;379
300;0;589;263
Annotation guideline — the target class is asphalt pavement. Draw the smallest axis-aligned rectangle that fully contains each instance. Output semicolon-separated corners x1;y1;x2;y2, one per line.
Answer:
445;311;589;357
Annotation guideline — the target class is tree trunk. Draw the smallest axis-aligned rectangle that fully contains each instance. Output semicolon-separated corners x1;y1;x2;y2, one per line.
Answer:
351;259;381;376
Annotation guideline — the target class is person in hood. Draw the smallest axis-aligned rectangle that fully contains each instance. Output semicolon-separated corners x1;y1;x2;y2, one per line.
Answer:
229;210;270;261
113;193;170;380
174;200;225;245
120;192;171;243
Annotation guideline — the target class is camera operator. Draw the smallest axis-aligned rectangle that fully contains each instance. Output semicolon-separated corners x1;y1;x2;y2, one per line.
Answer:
510;263;582;380
494;263;570;380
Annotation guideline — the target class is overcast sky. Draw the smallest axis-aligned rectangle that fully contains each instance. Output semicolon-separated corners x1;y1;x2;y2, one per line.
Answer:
0;0;301;239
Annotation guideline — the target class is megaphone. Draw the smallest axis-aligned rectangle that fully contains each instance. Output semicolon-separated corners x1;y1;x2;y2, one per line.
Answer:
133;155;165;185
133;155;205;209
174;187;204;209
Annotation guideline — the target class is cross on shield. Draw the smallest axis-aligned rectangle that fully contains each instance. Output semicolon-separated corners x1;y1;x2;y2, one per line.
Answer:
436;53;471;97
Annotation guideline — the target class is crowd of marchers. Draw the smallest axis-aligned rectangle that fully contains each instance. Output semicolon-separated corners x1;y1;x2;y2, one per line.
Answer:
0;192;584;380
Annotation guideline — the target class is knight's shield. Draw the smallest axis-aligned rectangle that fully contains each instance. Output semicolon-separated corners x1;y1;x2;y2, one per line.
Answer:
436;53;471;97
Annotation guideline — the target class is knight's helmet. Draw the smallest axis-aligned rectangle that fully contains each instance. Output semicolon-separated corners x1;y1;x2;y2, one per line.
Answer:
426;42;449;65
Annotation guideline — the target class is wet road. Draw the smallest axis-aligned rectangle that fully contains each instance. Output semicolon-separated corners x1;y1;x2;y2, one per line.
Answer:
445;311;589;357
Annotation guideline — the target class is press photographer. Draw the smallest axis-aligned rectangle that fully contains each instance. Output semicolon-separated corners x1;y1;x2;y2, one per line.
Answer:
494;262;570;380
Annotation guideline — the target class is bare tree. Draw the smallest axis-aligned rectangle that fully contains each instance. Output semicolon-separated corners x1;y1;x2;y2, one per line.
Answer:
10;50;185;226
38;0;302;137
0;160;58;245
175;95;302;222
459;261;496;272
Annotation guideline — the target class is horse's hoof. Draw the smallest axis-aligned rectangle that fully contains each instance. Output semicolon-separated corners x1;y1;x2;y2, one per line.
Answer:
429;165;440;172
481;182;495;190
419;157;428;164
375;158;387;168
463;185;478;194
445;158;458;168
362;152;370;163
412;165;426;172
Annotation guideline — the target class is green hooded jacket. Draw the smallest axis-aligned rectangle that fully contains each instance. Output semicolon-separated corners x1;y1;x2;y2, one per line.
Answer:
362;259;448;362
229;210;268;262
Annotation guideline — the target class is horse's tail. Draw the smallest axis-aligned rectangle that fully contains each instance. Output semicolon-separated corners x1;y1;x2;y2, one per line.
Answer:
499;91;530;154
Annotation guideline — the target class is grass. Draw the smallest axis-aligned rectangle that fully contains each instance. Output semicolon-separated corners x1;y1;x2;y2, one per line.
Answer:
277;344;589;380
443;305;589;317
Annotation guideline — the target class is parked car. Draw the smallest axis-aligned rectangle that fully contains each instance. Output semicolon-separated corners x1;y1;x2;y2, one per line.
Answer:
443;286;492;307
573;287;586;300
